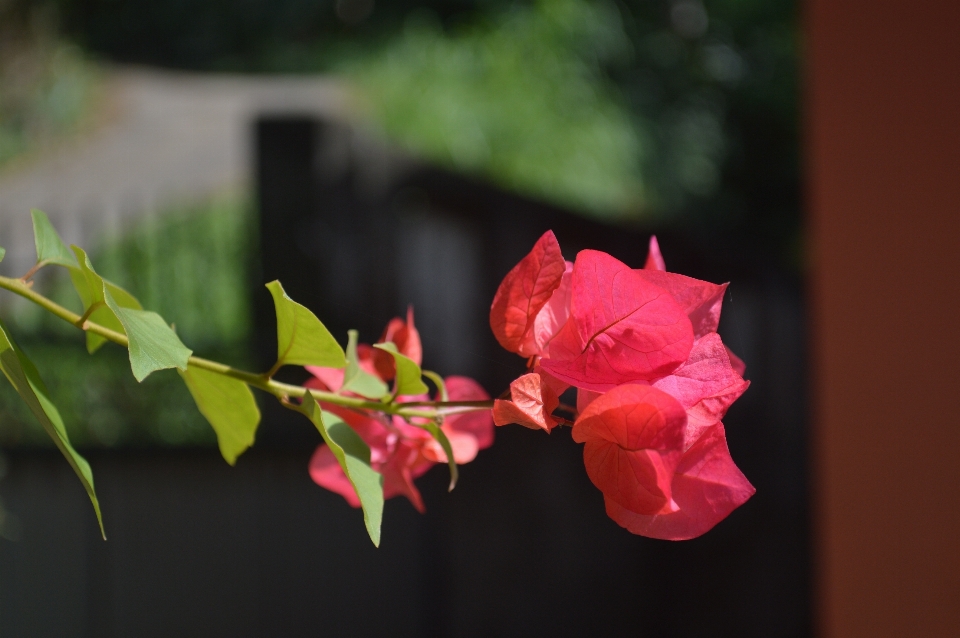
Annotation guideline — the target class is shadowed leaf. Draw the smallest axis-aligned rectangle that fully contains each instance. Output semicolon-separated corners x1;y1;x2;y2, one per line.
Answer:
31;209;77;268
341;330;388;399
69;246;142;353
180;365;260;465
301;393;384;546
423;421;458;491
374;342;428;396
0;319;104;538
265;280;345;371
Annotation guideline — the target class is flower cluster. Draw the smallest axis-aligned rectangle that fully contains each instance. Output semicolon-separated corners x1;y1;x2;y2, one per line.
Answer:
305;310;494;512
490;231;754;540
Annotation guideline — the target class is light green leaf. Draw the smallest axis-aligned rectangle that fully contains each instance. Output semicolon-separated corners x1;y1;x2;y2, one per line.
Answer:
70;246;190;380
179;365;260;465
0;319;104;538
0;246;5;263
301;393;384;546
69;246;142;353
422;369;448;401
265;280;345;371
374;342;429;396
423;421;458;492
104;286;191;381
340;329;389;399
31;209;78;268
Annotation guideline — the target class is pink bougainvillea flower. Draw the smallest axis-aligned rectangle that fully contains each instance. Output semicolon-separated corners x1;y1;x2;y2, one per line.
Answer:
603;422;755;540
489;231;754;539
492;372;561;432
489;230;567;356
644;235;666;271
373;306;422;380
309;412;433;512
524;260;573;357
540;250;694;390
421;376;494;464
306;336;495;511
641;234;745;364
652;332;749;448
572;384;687;515
725;346;747;377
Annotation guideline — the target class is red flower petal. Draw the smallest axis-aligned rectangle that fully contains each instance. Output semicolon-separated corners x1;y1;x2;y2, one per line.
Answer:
490;231;566;355
421;429;480;464
309;444;361;507
576;388;603;414
644;236;666;271
603;422;755;540
725;345;747;377
380;441;428;513
573;384;687;515
541;250;694;389
374;307;424;380
444;376;495;450
492;373;560;432
305;366;344;392
652;333;750;448
521;260;573;357
634;270;727;339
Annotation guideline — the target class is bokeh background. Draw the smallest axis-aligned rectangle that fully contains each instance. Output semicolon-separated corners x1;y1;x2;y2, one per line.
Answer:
0;0;955;636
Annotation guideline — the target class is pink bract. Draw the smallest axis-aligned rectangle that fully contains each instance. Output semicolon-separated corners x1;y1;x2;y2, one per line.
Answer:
572;384;687;515
489;230;567;356
305;317;494;511
492;232;755;540
492;372;560;432
540;250;694;389
603;422;755;540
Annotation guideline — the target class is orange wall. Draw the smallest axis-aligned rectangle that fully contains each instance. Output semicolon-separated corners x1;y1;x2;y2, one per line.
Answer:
808;1;960;636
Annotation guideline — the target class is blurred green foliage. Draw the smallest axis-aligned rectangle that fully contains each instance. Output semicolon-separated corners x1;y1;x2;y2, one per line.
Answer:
0;197;255;449
0;3;103;167
47;0;797;241
345;1;645;216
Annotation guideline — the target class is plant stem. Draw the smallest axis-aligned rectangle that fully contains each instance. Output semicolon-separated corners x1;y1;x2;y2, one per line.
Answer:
0;275;494;420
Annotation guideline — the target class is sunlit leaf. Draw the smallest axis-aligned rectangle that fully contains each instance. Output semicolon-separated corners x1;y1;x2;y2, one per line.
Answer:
179;365;260;465
340;329;388;399
0;319;104;538
70;246;190;380
265;280;345;371
423;421;458;491
31;209;77;268
104;286;191;381
69;246;142;353
301;393;384;546
373;342;428;396
422;369;448;401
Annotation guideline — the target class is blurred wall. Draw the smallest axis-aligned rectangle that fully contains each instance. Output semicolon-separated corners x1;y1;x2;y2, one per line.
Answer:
808;1;960;636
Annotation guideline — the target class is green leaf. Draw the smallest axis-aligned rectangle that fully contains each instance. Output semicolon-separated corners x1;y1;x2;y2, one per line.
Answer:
179;365;260;465
0;246;5;263
301;393;384;546
69;246;142;353
265;280;345;371
423;421;458;492
0;319;104;538
104;288;191;381
31;209;78;268
422;369;448;401
374;342;429;396
71;246;190;380
340;330;389;399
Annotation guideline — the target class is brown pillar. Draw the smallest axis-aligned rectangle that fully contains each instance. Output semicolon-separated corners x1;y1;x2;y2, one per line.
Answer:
808;1;960;636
